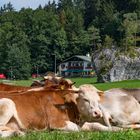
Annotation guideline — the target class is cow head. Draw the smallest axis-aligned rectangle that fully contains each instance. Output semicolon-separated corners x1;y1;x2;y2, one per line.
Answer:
30;80;45;87
76;84;103;119
44;72;62;84
58;79;79;104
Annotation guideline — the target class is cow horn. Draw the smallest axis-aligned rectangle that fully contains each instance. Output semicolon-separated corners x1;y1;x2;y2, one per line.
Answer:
71;82;76;86
97;89;104;94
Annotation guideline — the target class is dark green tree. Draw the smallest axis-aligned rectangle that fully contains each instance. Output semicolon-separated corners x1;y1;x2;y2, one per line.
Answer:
84;0;101;28
0;21;31;79
87;25;101;50
120;13;138;49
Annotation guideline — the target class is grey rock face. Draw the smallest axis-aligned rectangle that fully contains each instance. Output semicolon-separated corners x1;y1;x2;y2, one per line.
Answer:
93;48;140;82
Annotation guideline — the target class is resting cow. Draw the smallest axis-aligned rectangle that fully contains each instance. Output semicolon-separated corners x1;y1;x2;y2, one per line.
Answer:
0;83;30;92
74;84;140;131
0;76;62;93
0;85;80;137
105;88;140;103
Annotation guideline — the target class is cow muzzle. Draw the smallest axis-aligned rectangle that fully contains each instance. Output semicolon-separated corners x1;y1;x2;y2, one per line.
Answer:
92;110;103;118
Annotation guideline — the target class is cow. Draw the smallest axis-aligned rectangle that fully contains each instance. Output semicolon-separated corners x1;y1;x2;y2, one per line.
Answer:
73;84;140;131
0;83;45;94
0;74;63;93
0;83;30;92
30;72;78;90
104;88;140;103
30;80;45;87
0;80;80;137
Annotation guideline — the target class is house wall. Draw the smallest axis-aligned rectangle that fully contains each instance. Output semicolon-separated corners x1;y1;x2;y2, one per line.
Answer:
59;60;93;77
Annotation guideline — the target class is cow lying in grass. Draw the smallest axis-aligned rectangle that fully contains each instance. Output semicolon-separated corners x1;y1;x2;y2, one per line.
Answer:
0;72;76;93
0;80;105;137
0;80;80;137
105;88;140;103
0;75;139;137
76;85;140;131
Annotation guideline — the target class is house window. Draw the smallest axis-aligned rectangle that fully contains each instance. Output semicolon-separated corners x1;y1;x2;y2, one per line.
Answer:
68;62;71;66
87;63;91;67
76;62;79;67
61;64;65;69
72;63;75;66
80;62;83;66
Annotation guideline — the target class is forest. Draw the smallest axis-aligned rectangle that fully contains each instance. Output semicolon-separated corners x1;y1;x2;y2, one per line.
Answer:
0;0;139;79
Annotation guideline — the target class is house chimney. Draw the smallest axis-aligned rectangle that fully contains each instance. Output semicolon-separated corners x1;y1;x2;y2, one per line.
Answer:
86;53;90;57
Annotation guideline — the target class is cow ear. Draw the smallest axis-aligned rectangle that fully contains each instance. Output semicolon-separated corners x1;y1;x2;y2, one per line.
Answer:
71;82;76;86
98;91;104;102
60;85;65;90
63;93;79;104
97;90;104;97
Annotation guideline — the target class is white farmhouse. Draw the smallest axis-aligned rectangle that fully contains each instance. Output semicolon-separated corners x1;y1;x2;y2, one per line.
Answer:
58;55;95;77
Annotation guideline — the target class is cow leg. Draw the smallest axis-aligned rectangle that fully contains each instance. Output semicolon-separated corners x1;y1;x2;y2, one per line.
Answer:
0;98;25;129
0;98;25;137
0;125;24;137
0;130;16;137
99;105;112;128
0;98;16;125
121;124;140;129
60;121;80;131
0;126;12;131
81;122;123;131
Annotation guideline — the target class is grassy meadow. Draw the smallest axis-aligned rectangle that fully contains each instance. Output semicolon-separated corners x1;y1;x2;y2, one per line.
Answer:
0;77;140;140
6;77;140;90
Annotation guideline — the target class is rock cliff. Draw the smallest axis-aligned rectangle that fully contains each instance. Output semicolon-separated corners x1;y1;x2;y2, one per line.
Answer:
93;47;140;82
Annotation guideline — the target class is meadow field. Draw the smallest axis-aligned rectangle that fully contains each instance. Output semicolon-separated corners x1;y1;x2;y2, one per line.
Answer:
10;77;140;90
0;77;140;140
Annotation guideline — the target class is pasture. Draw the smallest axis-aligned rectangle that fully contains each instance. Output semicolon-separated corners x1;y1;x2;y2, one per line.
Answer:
7;77;140;90
0;78;140;140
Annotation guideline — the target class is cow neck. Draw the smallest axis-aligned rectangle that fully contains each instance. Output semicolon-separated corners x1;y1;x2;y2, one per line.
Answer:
0;88;75;96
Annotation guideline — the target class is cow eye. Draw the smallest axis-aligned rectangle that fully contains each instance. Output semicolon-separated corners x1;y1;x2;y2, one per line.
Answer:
83;98;89;102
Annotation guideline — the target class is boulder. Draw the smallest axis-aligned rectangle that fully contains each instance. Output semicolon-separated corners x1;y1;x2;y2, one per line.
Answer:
93;47;140;82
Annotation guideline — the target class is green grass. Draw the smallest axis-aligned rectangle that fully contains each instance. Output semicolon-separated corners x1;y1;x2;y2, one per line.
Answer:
70;77;140;90
2;130;140;140
0;77;140;140
2;77;140;91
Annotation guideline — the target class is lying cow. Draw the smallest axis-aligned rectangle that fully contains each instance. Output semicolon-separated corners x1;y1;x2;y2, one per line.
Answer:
0;83;30;92
0;84;80;137
74;84;140;131
0;74;76;94
2;80;140;136
30;80;45;87
105;88;140;103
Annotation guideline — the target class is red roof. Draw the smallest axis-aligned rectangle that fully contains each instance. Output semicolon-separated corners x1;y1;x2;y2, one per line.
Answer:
0;74;6;79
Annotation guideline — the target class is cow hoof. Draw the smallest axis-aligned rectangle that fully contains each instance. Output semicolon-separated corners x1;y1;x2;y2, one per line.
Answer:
111;127;123;131
81;122;90;131
0;131;15;137
14;130;25;137
65;121;80;131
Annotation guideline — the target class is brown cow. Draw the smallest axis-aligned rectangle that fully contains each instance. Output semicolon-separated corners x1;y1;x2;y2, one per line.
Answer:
0;82;80;137
0;83;45;95
0;73;77;93
0;83;30;92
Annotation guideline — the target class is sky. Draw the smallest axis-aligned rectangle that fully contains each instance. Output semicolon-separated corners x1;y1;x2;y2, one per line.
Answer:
0;0;58;11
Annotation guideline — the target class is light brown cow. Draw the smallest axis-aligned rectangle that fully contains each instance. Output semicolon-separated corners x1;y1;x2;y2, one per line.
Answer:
0;86;80;137
0;72;77;93
75;84;140;131
0;83;46;95
105;88;140;103
0;83;30;92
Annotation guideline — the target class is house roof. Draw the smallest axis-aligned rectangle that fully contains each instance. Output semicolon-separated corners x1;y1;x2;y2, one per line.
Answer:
61;55;91;63
76;55;91;62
